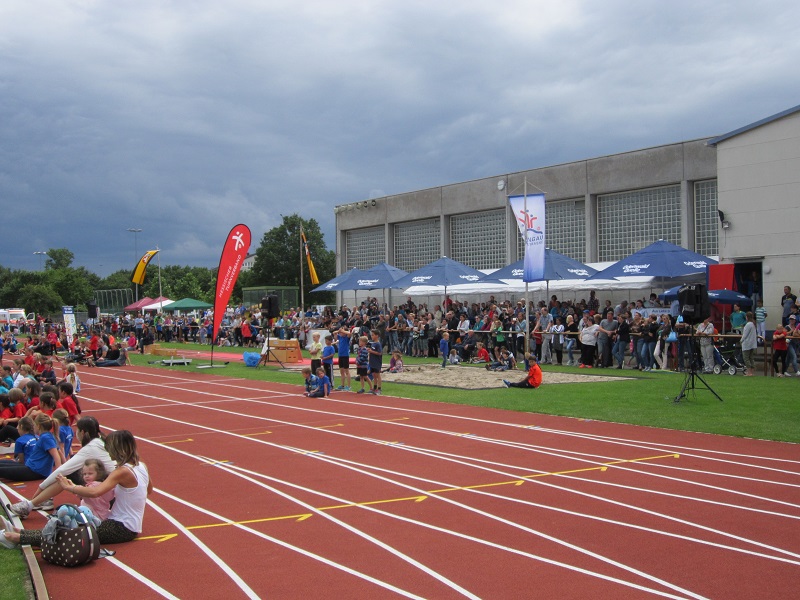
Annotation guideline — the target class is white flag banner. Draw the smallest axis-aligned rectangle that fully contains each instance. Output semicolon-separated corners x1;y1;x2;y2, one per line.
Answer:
509;193;545;282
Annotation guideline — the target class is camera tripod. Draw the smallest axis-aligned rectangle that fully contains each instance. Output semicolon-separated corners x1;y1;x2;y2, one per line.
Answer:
674;330;724;403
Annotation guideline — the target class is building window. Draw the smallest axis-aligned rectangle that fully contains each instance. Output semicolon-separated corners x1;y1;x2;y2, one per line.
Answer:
694;179;718;257
345;226;385;270
394;218;440;272
597;185;682;261
517;199;586;262
450;209;506;269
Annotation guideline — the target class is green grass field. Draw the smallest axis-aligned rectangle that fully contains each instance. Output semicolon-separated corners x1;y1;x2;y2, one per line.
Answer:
132;342;800;444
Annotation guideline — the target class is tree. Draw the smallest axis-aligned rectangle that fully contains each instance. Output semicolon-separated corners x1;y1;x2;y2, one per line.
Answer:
16;284;64;316
46;267;98;308
44;248;75;270
250;215;336;307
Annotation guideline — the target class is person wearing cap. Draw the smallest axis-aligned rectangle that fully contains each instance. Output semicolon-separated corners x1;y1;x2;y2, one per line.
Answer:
503;353;542;389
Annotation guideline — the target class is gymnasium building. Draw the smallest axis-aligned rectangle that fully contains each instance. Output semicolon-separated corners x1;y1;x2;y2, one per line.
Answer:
334;104;800;319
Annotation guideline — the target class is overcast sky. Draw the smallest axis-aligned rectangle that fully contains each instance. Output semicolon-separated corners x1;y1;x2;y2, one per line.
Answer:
2;0;799;276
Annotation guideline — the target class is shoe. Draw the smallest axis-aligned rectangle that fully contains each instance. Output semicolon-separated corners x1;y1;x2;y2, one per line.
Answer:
343;386;351;391
579;364;585;369
32;499;54;512
586;365;592;369
6;501;31;520
335;385;345;391
0;532;17;549
502;380;510;388
485;364;490;370
616;365;622;369
776;374;783;378
2;517;13;533
356;389;365;394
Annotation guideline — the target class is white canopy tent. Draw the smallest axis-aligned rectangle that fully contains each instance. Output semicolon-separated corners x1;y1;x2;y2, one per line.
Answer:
140;299;175;311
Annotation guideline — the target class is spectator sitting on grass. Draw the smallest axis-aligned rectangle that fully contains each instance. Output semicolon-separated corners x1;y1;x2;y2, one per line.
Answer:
503;353;543;389
387;351;404;373
486;348;515;371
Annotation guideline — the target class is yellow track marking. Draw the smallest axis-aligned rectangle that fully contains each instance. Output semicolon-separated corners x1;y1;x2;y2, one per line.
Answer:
142;453;678;542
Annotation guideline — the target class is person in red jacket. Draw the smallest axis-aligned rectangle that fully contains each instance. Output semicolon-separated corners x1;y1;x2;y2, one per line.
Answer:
503;353;543;389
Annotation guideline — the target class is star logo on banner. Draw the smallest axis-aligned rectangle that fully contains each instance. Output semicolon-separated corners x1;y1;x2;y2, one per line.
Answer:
232;232;245;251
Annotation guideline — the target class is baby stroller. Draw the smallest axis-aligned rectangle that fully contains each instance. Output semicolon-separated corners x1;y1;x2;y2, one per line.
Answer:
712;337;745;375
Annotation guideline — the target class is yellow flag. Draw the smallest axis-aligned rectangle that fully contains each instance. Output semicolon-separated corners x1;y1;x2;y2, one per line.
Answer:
300;231;320;285
131;250;159;285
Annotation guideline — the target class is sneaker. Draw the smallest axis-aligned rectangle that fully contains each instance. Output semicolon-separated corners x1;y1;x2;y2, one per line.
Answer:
343;386;351;391
0;532;17;549
578;364;585;369
502;380;510;388
335;385;345;391
2;517;13;533
32;499;54;512
6;501;31;520
777;373;783;378
586;365;592;369
356;389;365;394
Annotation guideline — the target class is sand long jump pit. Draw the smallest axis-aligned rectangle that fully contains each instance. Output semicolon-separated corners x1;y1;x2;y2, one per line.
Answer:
380;364;634;390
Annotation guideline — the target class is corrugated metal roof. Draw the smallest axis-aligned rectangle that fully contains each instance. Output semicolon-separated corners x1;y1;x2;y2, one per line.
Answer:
707;104;800;146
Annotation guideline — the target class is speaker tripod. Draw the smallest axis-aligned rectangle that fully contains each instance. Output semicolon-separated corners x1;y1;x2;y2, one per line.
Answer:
257;322;284;369
674;331;724;403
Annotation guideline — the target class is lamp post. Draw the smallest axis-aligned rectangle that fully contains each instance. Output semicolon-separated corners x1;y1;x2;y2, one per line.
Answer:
33;251;47;270
127;228;143;301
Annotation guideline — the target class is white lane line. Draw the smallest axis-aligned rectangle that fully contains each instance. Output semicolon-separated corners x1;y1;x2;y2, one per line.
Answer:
0;483;180;599
97;406;476;599
129;411;705;600
82;379;800;562
86;396;712;599
105;557;180;599
151;490;425;600
86;371;800;517
146;498;260;599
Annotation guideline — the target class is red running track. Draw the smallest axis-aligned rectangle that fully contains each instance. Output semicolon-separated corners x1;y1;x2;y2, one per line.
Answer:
9;365;799;599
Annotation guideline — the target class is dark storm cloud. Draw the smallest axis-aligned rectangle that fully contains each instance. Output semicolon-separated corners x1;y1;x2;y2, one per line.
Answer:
1;0;799;275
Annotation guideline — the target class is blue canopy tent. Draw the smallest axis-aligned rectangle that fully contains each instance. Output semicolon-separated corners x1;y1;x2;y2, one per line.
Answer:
389;257;497;309
310;268;369;293
588;240;718;282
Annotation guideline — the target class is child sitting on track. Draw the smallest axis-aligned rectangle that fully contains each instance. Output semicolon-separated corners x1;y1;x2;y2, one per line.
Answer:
315;367;331;397
301;367;323;397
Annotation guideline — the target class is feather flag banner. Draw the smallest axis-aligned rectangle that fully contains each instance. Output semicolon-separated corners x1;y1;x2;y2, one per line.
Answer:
301;229;320;285
508;194;546;282
212;224;251;344
131;250;159;286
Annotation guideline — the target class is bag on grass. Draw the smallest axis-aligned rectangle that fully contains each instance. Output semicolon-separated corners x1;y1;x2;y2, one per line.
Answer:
40;504;101;567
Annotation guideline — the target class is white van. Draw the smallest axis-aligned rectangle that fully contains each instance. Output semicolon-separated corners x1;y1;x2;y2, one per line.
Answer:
0;308;35;331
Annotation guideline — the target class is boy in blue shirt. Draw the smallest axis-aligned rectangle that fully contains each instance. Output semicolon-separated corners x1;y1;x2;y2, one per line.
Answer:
301;367;322;398
321;335;336;388
335;325;352;391
368;330;383;395
439;332;450;368
315;367;331;397
355;336;370;394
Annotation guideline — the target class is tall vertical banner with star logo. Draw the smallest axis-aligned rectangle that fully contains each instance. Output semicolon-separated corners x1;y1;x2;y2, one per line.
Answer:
213;224;251;344
509;194;545;282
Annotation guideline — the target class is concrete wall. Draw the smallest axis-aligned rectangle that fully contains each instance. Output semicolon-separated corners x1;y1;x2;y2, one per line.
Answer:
715;109;800;321
335;138;717;271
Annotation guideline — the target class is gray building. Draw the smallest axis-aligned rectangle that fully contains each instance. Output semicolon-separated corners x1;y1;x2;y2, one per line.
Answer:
334;104;798;318
709;104;800;324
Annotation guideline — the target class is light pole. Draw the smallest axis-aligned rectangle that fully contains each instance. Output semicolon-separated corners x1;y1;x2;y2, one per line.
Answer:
127;228;143;301
33;251;47;270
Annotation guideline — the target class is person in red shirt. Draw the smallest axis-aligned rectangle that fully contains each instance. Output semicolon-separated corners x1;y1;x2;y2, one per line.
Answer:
56;382;80;426
772;325;789;377
88;332;101;359
503;353;543;389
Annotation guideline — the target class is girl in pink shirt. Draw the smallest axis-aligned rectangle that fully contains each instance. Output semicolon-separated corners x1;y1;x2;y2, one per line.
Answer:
80;458;115;521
